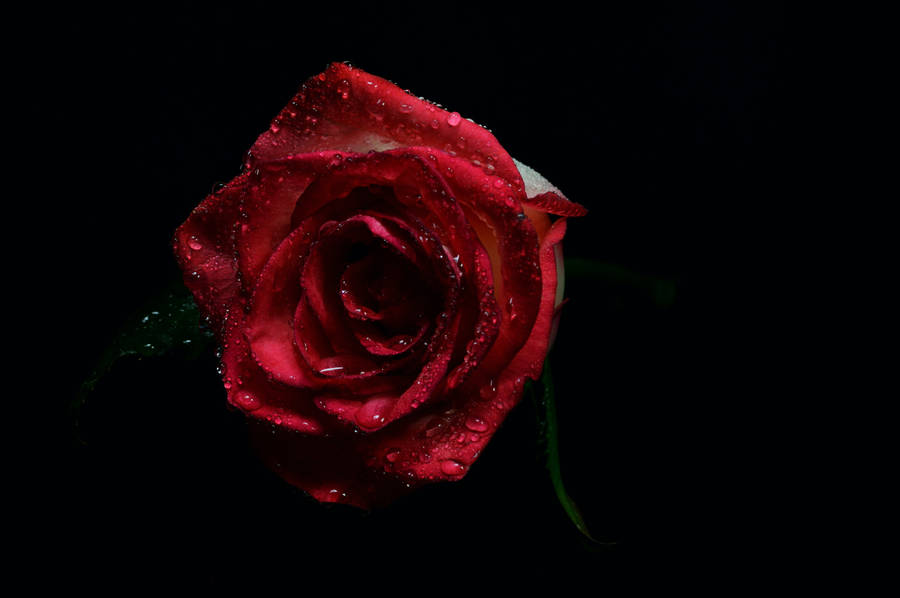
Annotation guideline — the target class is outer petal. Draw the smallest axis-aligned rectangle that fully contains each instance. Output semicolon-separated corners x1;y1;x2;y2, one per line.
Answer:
244;223;321;388
236;152;341;286
513;158;587;217
221;308;329;437
501;218;568;380
247;62;525;194
173;174;248;336
524;191;588;217
247;421;415;510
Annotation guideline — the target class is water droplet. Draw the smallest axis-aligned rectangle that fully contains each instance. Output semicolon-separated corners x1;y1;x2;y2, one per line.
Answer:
399;103;413;113
465;416;489;432
356;397;391;430
447;112;461;127
507;296;519;321
234;391;261;411
479;379;498;400
440;459;466;475
385;449;401;463
188;236;202;251
318;365;345;374
424;419;443;437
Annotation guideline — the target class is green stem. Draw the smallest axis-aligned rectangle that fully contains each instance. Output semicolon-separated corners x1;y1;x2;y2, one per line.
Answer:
533;360;613;545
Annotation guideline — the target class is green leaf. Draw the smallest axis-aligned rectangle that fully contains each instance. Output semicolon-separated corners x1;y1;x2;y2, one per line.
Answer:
531;359;613;545
71;281;215;442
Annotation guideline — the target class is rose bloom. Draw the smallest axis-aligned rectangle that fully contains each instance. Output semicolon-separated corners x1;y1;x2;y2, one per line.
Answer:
174;63;585;508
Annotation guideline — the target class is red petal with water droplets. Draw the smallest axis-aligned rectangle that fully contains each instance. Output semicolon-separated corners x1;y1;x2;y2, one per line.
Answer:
247;421;414;509
248;62;525;194
236;153;340;286
173;175;247;336
244;223;321;388
221;310;329;436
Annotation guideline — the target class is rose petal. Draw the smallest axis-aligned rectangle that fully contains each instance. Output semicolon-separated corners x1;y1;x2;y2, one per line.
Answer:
244;223;321;388
173;174;248;335
236;153;342;286
523;191;588;217
512;157;587;217
503;218;568;380
248;62;525;194
221;309;328;436
247;421;416;509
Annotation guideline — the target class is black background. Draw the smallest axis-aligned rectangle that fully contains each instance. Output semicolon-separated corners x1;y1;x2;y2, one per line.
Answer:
39;1;781;589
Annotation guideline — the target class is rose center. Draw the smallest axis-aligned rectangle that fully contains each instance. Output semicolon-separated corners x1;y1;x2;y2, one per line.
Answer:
338;242;438;353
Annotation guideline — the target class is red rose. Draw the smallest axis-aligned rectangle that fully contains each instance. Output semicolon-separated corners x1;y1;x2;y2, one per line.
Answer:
173;62;586;508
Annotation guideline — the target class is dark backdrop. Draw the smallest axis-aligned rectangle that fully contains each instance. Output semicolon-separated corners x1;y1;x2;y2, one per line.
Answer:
41;2;781;589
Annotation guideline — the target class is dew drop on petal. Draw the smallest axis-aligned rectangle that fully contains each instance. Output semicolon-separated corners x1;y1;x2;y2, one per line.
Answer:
234;391;261;411
447;112;461;127
479;379;498;400
356;397;392;430
188;236;202;251
440;459;466;475
465;416;489;432
424;419;443;437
